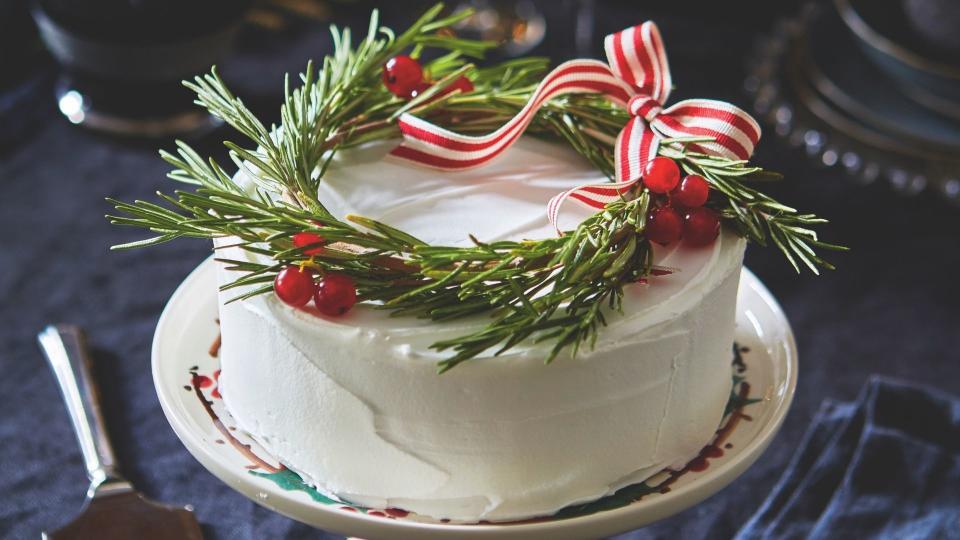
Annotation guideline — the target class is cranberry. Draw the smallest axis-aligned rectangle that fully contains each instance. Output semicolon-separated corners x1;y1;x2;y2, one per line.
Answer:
642;157;681;194
382;56;423;98
314;273;357;316
671;174;710;207
274;266;316;307
646;206;683;245
293;232;325;255
683;207;721;247
446;76;474;95
408;81;432;99
410;77;474;100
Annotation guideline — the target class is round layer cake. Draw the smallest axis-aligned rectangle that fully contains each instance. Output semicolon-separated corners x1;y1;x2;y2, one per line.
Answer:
214;138;746;522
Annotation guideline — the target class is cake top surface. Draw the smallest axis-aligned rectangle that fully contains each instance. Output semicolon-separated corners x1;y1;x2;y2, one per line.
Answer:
227;138;745;365
318;138;599;246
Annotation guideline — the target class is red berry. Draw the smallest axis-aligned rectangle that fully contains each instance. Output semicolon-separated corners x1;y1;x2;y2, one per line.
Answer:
382;56;423;98
646;206;683;245
274;266;317;307
410;76;474;100
642;157;681;194
408;81;432;99
683;207;721;247
293;232;326;255
671;174;710;207
447;76;474;95
313;273;357;316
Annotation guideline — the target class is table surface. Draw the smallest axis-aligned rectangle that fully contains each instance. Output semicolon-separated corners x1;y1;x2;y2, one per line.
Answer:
2;1;959;539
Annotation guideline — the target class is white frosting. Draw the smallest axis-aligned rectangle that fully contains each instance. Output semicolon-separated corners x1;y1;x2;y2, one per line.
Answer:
215;139;746;521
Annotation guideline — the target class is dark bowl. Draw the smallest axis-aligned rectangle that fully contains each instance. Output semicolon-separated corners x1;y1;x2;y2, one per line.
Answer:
31;0;248;83
29;0;251;137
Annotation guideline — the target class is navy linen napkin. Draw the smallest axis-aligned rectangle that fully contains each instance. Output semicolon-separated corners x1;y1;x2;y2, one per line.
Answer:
734;376;960;540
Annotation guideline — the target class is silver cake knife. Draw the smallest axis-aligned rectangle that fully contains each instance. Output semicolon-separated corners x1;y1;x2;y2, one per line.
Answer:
37;324;204;540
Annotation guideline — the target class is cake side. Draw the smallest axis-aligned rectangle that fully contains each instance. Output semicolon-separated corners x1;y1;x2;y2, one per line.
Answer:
216;236;743;521
215;139;746;521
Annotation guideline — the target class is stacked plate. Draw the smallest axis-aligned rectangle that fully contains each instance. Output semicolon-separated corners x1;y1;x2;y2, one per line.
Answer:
745;0;960;206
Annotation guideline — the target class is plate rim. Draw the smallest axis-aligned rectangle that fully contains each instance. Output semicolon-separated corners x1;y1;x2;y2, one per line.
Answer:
153;258;797;539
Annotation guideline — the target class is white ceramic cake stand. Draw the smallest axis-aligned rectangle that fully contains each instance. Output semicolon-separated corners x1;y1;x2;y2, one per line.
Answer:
153;258;797;540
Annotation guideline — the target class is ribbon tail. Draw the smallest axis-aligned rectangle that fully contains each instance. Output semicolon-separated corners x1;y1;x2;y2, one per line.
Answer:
389;59;632;170
547;123;659;232
546;178;642;233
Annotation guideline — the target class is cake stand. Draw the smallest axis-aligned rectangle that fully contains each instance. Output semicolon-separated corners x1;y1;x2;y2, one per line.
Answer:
153;258;797;540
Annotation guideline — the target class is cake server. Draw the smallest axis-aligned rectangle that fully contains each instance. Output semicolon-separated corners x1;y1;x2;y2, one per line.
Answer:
37;324;204;540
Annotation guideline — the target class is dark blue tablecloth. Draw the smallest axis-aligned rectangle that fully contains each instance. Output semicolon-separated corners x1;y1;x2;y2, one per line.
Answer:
2;1;960;539
735;377;960;539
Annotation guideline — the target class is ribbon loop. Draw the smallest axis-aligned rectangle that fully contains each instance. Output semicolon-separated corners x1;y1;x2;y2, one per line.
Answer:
390;21;761;231
603;22;672;106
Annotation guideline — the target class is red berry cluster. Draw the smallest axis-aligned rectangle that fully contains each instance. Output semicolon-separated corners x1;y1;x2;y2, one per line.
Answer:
641;157;720;247
274;267;357;316
273;231;357;316
382;55;474;100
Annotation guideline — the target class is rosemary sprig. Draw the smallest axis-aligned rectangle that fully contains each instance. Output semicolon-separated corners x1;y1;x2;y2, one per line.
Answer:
107;4;843;372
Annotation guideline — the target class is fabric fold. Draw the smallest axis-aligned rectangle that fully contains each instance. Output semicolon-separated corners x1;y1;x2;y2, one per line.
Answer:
735;376;960;540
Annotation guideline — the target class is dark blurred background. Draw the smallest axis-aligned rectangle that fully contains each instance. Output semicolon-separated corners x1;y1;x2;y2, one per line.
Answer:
1;1;958;539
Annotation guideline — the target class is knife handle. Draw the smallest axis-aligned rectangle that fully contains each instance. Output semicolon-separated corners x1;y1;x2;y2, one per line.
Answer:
38;325;130;494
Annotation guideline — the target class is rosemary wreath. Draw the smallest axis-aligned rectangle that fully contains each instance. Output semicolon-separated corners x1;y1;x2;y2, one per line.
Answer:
108;5;845;372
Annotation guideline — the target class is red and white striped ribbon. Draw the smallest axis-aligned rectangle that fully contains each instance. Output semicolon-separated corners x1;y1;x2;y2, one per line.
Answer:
390;21;761;230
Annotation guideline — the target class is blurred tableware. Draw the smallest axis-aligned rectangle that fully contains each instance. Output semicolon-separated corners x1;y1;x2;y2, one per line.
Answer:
835;0;960;106
452;0;546;57
37;324;204;540
903;0;960;56
574;0;596;58
802;4;960;148
31;0;250;138
745;3;960;207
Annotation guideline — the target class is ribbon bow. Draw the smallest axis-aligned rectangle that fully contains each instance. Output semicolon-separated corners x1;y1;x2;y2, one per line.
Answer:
390;22;761;229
